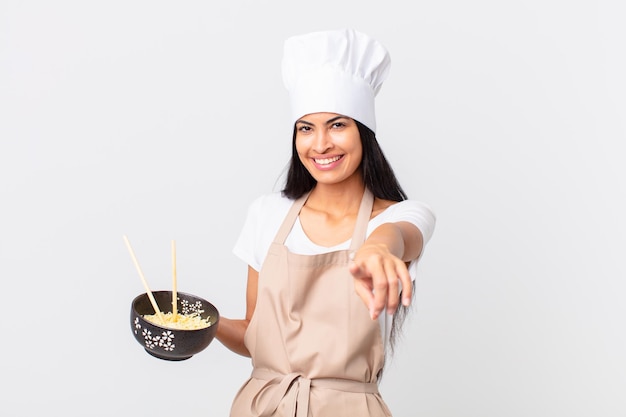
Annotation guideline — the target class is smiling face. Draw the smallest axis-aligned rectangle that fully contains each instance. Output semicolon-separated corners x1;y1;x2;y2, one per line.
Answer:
295;112;363;187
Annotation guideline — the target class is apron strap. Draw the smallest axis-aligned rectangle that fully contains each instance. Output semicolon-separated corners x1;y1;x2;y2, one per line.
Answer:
349;188;374;250
250;368;379;417
273;191;310;244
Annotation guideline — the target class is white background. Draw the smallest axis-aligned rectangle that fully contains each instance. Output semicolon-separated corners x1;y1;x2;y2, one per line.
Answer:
1;1;625;416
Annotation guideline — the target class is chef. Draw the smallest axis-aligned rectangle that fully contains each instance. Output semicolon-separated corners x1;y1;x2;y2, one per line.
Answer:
215;28;436;417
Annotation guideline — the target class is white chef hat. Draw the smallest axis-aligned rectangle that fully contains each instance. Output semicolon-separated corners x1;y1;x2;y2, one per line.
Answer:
281;28;391;133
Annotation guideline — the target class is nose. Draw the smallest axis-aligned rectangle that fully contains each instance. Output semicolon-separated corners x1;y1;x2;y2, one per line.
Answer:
312;129;332;154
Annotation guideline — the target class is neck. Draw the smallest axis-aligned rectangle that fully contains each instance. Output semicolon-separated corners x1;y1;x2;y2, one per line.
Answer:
306;182;366;217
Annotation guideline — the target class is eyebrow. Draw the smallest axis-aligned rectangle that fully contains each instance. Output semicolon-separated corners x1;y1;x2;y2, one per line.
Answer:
296;116;349;126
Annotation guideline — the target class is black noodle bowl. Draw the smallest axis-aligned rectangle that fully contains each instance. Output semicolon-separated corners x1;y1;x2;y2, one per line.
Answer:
130;290;219;361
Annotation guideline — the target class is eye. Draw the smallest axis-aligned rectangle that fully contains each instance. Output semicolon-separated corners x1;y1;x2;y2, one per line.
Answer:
297;124;312;133
331;122;346;129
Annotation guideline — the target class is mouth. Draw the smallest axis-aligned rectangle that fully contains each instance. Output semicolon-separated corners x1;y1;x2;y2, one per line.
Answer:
313;155;343;165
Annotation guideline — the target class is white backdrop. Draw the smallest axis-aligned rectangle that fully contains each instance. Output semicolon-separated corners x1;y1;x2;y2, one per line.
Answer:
1;1;625;416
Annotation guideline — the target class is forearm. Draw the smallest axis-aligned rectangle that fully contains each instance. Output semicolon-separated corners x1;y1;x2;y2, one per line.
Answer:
362;222;422;262
215;317;251;357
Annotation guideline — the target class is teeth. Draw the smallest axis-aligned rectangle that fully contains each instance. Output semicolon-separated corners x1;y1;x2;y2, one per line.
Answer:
314;156;341;165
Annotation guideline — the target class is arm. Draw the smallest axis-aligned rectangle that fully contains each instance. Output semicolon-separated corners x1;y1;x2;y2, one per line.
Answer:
349;221;424;320
215;265;259;357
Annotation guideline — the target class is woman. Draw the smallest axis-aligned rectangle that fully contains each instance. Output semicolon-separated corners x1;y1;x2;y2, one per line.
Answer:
216;28;436;416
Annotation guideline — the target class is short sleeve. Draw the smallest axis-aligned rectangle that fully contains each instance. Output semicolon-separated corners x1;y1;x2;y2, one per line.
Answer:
232;193;293;271
232;196;264;271
368;199;436;247
385;200;436;245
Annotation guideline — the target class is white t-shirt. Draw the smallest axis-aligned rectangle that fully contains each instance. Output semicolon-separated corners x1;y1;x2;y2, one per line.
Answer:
232;191;436;351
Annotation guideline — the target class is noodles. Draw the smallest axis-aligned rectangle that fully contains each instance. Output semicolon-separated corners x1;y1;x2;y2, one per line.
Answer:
143;311;212;330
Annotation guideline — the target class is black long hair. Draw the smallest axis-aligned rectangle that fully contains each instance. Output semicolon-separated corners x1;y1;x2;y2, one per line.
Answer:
280;119;414;358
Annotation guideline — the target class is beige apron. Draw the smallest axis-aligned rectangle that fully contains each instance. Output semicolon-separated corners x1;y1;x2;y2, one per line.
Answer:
229;189;392;417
